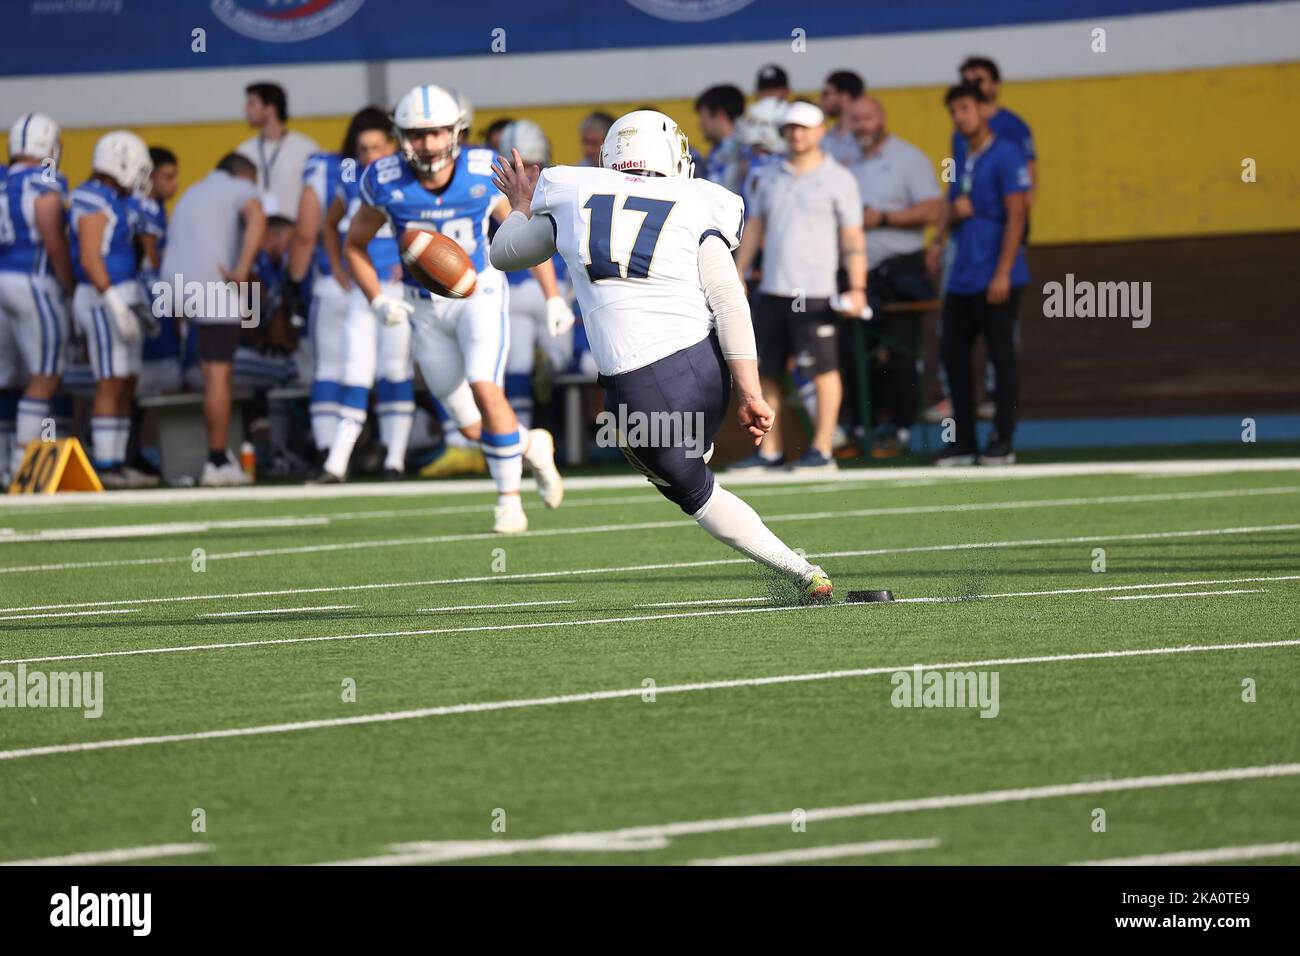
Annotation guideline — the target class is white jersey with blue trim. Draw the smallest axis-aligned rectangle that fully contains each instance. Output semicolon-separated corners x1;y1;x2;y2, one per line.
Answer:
70;178;142;286
302;151;343;278
530;165;744;376
0;162;68;276
359;146;500;289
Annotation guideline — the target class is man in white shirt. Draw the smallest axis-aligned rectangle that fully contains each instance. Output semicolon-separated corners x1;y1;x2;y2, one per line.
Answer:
236;82;319;221
819;70;866;167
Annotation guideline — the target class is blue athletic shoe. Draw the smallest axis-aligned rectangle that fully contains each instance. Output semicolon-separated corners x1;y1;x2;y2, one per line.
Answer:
789;448;838;472
727;451;785;472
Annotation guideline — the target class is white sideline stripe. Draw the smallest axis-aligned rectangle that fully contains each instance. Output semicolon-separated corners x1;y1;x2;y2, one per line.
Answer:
1;457;1295;509
2;523;1297;617
2;640;1295;761
320;763;1300;866
0;843;212;866
1107;589;1266;602
2;481;1289;572
0;484;856;543
0;608;139;622
1070;841;1300;866
634;597;770;608
417;600;575;613
4;486;1295;574
689;838;941;866
200;605;358;618
0;516;328;544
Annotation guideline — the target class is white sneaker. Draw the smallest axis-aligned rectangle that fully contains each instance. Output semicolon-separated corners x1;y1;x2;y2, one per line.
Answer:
200;458;252;487
493;495;528;534
119;465;160;488
524;428;563;509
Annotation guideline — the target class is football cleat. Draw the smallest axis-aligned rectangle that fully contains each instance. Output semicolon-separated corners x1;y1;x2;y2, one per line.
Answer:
524;428;563;509
493;495;528;534
800;566;834;604
419;444;487;479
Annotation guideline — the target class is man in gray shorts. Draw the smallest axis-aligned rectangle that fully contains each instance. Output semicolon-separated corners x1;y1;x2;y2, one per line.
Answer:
733;101;867;472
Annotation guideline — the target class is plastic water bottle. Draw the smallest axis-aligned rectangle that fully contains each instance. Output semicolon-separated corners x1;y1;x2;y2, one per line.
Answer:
239;441;256;482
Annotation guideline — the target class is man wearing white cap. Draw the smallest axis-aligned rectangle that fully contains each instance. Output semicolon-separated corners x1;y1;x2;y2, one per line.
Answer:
732;101;867;472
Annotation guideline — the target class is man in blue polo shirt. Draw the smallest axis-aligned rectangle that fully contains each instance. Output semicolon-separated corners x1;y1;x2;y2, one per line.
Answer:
933;83;1030;466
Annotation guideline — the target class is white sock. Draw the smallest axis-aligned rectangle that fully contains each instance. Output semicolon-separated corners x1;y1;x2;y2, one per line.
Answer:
114;417;130;465
13;397;49;473
694;484;814;583
91;415;127;469
324;415;364;477
310;407;338;451
482;426;525;495
379;411;413;471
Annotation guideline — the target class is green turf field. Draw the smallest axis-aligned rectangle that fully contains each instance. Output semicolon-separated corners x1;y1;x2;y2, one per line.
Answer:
2;458;1298;866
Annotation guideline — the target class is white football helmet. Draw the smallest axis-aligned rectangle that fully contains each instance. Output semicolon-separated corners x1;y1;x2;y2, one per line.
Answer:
498;119;551;167
738;98;787;154
91;130;152;194
391;84;465;177
599;110;693;178
9;112;61;164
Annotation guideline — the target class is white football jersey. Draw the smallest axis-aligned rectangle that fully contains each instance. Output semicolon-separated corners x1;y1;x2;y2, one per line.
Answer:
530;166;744;376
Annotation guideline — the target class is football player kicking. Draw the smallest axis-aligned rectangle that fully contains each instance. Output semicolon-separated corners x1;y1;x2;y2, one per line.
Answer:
345;85;563;533
489;111;833;602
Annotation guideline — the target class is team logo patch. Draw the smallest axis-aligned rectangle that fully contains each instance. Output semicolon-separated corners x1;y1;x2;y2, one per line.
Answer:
209;0;366;44
624;0;757;22
470;184;487;198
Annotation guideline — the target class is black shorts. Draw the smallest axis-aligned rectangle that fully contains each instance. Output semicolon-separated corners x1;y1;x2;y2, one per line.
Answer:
753;294;840;380
598;334;729;516
195;323;240;363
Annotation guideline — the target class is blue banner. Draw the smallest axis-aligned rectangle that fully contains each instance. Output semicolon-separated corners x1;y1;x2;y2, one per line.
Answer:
0;0;1262;76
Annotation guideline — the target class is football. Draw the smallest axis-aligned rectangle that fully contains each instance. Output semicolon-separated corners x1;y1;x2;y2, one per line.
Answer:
400;228;477;298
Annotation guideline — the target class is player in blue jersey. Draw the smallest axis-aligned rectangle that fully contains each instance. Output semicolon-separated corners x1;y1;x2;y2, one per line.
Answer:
0;112;74;484
283;146;346;458
309;107;415;481
134;146;182;398
345;84;562;533
69;130;156;486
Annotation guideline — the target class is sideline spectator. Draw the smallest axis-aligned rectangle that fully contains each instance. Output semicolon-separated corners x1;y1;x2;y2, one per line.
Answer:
929;84;1030;467
694;84;748;195
819;70;866;166
237;82;319;218
846;96;942;457
578;112;615;167
732;102;867;472
755;63;790;101
161;152;266;485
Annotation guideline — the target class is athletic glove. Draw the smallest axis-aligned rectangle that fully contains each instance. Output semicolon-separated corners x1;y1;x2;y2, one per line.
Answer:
370;293;415;327
545;295;575;338
102;285;141;342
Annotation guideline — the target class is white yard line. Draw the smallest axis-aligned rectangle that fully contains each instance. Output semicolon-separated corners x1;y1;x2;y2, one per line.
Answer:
416;600;575;613
1107;589;1266;601
0;457;1295;509
0;843;212;866
2;639;1295;761
689;838;941;866
200;605;359;618
318;763;1300;865
1;523;1296;617
1070;841;1300;866
0;608;139;622
0;516;328;544
1;483;1296;574
634;597;771;608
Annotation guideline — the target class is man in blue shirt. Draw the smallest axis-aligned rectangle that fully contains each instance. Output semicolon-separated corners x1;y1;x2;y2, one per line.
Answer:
932;83;1030;466
694;84;748;196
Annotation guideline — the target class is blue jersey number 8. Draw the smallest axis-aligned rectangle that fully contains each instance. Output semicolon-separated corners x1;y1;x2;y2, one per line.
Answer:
583;194;675;282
